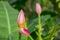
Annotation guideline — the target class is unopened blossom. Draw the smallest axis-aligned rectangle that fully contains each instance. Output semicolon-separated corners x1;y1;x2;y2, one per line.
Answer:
17;9;30;35
36;3;42;14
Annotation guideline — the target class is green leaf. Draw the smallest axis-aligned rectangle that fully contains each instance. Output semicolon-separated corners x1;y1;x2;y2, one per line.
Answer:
44;23;60;40
0;1;19;40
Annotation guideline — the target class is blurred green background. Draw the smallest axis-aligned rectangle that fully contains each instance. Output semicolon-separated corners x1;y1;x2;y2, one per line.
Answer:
0;0;60;40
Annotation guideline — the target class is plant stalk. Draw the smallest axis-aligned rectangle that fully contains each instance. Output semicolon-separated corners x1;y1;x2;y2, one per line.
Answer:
28;35;34;40
38;14;42;40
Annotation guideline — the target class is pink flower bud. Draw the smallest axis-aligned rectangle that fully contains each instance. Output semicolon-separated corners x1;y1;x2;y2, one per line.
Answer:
17;9;25;28
19;28;30;35
17;9;30;35
18;10;25;24
36;3;42;14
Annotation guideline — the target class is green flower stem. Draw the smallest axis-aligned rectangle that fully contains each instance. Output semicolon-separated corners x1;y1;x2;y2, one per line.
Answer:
28;35;34;40
38;14;42;40
19;33;21;40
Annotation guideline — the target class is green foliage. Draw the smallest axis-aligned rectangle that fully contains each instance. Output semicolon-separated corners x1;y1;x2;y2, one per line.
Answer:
0;0;60;40
0;1;19;40
28;15;51;33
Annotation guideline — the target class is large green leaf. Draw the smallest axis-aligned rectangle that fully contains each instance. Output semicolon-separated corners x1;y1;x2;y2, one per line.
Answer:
0;1;19;40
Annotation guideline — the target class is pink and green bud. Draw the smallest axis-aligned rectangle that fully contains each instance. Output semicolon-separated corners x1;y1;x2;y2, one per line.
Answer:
17;9;30;35
36;3;42;14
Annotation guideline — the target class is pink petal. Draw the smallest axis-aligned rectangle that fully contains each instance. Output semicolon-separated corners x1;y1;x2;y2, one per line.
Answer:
19;28;30;35
17;9;25;24
36;3;42;14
